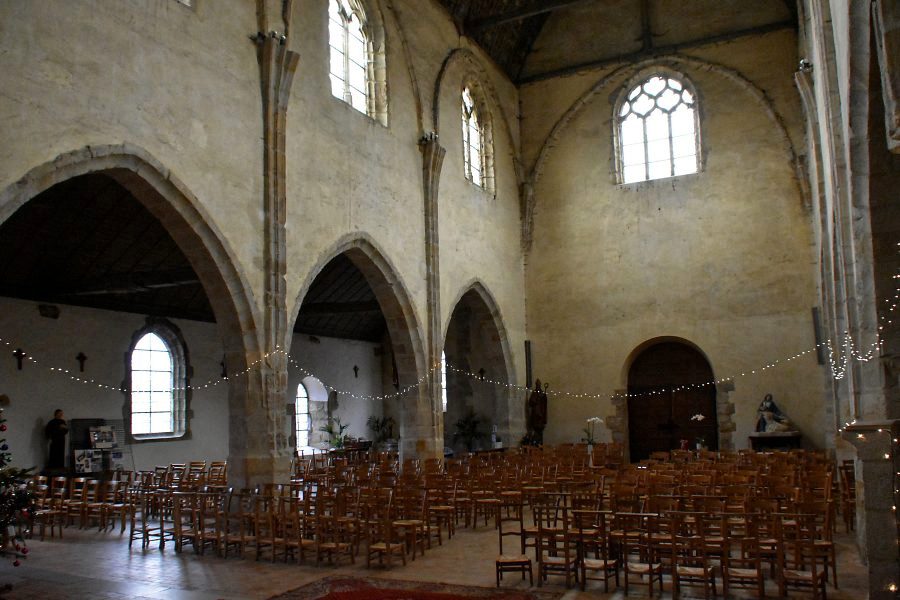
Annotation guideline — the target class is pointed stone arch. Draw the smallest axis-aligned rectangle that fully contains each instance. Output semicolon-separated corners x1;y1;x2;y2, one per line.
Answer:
523;54;804;250
0;143;265;484
288;233;432;457
441;279;519;450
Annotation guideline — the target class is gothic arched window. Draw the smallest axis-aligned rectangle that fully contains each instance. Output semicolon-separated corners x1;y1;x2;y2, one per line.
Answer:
328;0;386;123
441;351;448;413
461;84;494;192
127;321;189;440
617;74;699;184
295;382;310;450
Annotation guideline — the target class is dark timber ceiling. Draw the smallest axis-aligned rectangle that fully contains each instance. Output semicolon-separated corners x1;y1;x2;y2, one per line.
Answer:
0;174;386;342
436;0;798;83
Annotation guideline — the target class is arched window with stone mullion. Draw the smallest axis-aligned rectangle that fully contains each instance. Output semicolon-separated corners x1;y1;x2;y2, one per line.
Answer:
617;73;699;184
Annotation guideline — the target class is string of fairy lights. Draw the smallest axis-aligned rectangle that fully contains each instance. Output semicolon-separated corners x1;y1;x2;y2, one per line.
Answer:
1;244;897;405
2;243;896;592
0;332;891;403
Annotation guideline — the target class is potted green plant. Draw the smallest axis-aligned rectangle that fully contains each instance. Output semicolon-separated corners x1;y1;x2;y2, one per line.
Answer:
452;408;485;452
366;415;396;450
319;417;349;449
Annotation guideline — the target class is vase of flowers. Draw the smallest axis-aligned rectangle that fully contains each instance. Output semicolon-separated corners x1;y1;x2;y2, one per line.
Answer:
581;417;604;466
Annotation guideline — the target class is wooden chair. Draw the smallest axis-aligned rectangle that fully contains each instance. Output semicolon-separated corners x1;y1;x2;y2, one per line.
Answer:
722;525;765;598
315;513;355;566
495;496;533;588
362;490;406;569
81;479;106;530
573;509;618;592
619;512;663;597
220;490;257;558
776;515;828;600
31;485;65;541
100;480;131;532
128;489;164;549
167;491;200;553
799;499;839;588
535;504;578;588
672;526;717;599
64;477;88;526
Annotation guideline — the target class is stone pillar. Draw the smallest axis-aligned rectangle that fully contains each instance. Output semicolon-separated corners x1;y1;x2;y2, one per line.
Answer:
417;132;446;460
841;420;900;599
609;389;628;459
715;382;736;451
227;4;299;487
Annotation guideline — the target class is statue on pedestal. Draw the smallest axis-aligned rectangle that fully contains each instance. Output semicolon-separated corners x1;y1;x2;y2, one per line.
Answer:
755;393;794;432
525;379;549;445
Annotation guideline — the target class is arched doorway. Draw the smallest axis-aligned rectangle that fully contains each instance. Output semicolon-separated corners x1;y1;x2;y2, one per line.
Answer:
442;283;514;453
627;340;717;461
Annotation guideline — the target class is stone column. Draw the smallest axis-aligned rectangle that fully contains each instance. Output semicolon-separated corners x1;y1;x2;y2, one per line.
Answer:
715;382;736;451
227;5;299;487
416;132;445;460
841;420;900;599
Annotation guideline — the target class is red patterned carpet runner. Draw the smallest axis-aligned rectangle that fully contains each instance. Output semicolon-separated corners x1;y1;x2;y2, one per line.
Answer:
269;576;563;600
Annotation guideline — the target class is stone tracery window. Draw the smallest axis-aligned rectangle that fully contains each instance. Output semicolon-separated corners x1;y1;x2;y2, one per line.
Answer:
617;74;699;184
328;0;386;123
461;84;494;192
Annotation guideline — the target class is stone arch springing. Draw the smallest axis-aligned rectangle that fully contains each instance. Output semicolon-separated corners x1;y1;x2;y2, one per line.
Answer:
441;279;519;451
0;144;262;483
288;234;430;457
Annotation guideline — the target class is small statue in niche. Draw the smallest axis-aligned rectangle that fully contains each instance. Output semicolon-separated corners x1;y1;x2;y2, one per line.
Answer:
755;393;794;432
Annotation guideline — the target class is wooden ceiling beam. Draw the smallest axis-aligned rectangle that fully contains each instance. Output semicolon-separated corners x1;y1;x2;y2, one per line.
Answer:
518;19;796;84
60;268;200;296
298;301;382;316
467;0;595;32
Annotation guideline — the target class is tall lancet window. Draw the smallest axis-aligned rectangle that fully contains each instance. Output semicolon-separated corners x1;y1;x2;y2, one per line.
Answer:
329;0;369;114
462;85;493;190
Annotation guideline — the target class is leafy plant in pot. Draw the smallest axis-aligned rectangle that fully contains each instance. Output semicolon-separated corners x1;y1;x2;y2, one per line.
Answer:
366;415;396;450
319;417;349;449
452;408;486;452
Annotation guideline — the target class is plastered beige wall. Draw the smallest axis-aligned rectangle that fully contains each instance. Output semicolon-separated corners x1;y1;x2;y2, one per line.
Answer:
0;0;265;307
522;33;828;450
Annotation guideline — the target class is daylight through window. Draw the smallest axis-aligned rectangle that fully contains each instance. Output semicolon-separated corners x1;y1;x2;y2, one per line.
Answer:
295;383;310;449
329;0;369;114
618;75;698;184
461;86;485;187
441;351;448;413
131;332;174;435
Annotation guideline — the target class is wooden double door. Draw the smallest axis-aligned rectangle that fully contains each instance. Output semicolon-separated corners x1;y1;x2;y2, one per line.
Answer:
627;342;718;462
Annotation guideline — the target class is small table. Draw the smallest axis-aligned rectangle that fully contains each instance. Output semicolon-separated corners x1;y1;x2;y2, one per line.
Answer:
749;431;802;451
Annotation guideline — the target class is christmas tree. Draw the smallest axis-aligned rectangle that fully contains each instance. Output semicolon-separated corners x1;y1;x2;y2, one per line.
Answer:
0;407;34;567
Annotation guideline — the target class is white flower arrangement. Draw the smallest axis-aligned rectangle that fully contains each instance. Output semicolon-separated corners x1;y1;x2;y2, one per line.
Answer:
581;416;605;444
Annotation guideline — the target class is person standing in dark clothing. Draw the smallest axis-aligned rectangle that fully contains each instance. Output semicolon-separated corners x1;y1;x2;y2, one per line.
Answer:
45;409;68;470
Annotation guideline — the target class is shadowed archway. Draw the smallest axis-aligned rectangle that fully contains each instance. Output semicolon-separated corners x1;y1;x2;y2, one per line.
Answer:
289;236;431;458
442;281;516;453
0;146;262;484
